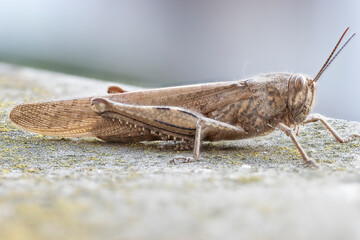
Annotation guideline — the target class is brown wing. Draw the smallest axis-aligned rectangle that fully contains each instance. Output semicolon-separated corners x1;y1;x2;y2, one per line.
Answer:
10;98;116;137
9;80;251;138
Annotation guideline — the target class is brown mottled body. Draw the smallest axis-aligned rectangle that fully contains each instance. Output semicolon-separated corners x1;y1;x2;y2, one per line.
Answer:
9;28;359;167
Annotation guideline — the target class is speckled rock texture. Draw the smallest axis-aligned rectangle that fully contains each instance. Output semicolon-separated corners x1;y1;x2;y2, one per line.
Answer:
0;63;359;240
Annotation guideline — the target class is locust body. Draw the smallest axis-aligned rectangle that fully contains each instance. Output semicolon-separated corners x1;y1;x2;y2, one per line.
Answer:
9;28;359;167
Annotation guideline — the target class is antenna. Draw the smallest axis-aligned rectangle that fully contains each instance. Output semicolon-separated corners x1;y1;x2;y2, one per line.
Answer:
312;27;356;83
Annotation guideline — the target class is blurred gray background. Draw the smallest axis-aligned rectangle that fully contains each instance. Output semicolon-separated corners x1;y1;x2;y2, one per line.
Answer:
0;0;359;121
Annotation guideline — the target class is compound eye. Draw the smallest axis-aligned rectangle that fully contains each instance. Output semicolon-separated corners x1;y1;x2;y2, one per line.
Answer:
295;75;306;91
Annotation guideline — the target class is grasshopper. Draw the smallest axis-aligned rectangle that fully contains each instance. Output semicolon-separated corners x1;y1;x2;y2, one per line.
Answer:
9;28;359;167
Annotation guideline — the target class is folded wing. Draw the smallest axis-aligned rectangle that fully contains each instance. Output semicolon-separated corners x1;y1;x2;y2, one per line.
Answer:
9;80;250;138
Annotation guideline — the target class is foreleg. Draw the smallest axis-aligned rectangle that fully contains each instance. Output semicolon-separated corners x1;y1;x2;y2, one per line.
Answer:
302;114;359;143
277;123;317;168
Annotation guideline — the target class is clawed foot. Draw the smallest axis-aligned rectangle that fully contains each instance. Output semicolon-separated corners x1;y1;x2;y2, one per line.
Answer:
304;160;319;169
341;134;360;143
170;156;197;164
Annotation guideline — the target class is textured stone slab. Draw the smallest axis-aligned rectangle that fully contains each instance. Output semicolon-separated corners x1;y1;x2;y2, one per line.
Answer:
0;63;359;240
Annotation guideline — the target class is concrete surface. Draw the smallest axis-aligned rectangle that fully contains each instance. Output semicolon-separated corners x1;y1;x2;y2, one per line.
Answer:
0;63;359;240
